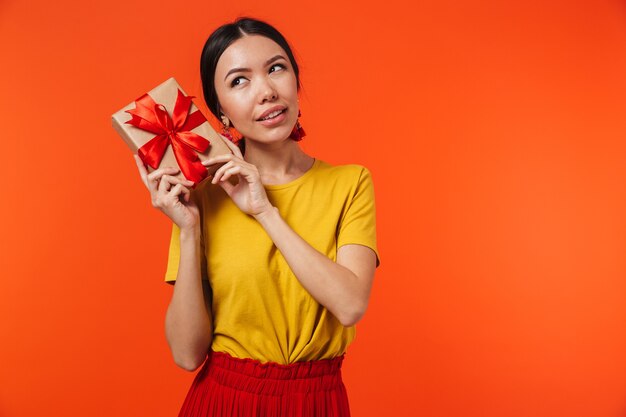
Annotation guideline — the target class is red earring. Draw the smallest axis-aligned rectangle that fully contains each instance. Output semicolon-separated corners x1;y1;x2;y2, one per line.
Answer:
289;109;306;142
220;116;240;143
221;124;234;142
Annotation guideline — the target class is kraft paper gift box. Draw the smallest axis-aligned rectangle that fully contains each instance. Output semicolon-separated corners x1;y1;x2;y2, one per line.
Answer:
112;77;232;187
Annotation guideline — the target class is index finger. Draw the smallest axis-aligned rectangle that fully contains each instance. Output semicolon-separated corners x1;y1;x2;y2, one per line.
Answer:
133;154;149;187
202;153;237;167
220;134;244;158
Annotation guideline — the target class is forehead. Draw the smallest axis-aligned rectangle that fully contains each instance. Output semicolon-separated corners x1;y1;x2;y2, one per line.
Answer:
217;35;287;69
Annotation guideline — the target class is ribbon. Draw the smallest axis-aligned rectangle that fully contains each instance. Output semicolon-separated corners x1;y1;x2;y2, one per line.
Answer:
126;89;210;184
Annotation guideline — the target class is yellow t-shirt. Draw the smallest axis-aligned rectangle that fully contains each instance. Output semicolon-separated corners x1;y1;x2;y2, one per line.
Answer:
164;159;379;364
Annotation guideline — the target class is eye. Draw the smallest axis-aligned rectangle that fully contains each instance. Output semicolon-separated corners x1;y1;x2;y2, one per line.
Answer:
269;63;286;73
230;76;247;87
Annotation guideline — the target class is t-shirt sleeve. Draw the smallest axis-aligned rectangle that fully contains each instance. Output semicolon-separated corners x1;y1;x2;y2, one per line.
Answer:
164;223;181;284
336;167;380;267
164;223;209;284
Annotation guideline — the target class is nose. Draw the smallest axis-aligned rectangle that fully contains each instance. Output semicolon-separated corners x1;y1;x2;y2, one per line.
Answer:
257;77;278;103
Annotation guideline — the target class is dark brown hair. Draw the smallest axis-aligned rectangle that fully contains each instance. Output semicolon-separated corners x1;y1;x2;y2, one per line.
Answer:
200;17;301;154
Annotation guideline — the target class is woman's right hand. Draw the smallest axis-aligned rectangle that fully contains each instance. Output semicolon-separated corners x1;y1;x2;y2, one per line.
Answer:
133;154;200;231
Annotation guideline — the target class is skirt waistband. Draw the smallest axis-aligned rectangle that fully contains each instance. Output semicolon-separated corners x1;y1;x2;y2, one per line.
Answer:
201;350;346;395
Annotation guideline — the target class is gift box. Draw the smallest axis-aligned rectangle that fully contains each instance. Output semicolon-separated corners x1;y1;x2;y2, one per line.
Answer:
112;77;231;187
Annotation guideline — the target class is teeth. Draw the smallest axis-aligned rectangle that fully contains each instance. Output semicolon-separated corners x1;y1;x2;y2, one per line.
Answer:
261;109;283;120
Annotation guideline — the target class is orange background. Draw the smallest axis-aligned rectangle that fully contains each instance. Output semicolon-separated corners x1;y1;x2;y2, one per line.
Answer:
1;0;625;416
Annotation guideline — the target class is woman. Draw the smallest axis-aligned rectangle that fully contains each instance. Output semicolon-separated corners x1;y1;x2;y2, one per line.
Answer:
134;17;379;417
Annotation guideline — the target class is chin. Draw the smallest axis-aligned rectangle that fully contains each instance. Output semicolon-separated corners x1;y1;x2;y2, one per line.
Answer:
252;125;296;144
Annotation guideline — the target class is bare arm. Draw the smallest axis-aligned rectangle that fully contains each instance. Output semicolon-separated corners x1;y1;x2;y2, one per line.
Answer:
164;226;213;372
255;208;377;327
133;155;213;372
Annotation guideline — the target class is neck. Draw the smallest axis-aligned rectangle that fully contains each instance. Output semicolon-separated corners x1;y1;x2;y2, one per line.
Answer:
243;139;314;184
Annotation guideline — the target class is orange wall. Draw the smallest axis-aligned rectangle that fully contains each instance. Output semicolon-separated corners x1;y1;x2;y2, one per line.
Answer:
1;0;625;416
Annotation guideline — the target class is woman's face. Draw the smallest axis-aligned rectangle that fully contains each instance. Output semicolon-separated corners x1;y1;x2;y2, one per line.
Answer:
214;35;299;145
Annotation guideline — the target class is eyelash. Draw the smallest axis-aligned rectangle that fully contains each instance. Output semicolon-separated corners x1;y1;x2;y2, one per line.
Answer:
230;63;286;87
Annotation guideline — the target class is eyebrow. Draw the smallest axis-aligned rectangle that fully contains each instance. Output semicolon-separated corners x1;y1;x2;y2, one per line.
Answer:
224;55;287;81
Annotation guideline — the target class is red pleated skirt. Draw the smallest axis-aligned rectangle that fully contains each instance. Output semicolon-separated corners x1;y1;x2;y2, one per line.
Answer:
178;350;351;417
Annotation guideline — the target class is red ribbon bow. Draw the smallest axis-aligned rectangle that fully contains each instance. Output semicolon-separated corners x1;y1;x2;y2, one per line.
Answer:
126;89;210;184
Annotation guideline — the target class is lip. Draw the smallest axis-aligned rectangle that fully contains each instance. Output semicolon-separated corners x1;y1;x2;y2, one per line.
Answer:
256;105;287;121
257;109;287;127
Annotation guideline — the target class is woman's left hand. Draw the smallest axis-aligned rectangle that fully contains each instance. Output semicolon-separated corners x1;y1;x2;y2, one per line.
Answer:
202;137;273;217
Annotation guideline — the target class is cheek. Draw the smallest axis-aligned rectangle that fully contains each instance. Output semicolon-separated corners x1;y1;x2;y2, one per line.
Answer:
219;91;248;119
